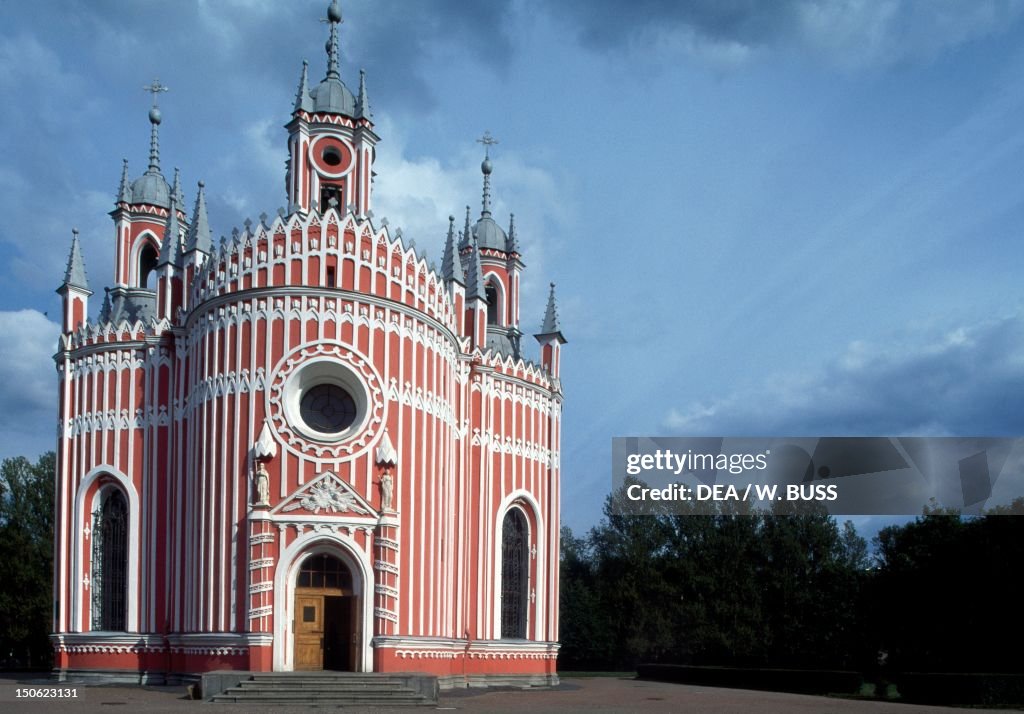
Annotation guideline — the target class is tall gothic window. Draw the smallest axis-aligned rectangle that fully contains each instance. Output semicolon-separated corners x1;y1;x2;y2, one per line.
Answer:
500;508;528;639
91;489;128;631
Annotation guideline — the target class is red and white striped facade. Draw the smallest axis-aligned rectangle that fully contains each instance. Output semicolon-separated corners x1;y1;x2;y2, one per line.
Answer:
51;3;565;687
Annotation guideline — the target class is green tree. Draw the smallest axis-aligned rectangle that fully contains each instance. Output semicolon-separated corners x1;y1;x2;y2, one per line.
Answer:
558;525;612;669
871;510;1024;673
0;452;55;669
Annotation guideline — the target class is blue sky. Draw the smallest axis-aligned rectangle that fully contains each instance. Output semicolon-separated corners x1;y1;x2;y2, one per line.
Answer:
3;0;1024;536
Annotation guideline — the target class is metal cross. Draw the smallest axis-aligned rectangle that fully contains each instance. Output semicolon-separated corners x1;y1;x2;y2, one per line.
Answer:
477;131;499;158
143;78;169;106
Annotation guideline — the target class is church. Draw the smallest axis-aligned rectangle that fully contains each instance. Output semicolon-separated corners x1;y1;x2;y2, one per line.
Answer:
51;1;565;688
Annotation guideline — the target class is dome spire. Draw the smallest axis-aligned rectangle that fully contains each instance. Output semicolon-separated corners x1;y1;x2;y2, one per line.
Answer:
142;79;169;175
307;1;358;115
476;131;498;218
324;0;343;81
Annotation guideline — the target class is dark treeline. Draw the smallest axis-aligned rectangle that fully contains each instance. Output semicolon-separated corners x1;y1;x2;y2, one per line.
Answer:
0;453;55;669
560;491;1024;675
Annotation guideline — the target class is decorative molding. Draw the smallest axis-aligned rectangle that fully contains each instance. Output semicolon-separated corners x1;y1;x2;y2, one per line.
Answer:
374;584;399;598
272;470;378;517
374;560;399;575
374;607;398;623
374;536;399;551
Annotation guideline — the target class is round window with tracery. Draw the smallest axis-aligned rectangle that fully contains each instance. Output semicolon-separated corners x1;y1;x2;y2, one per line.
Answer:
300;383;357;434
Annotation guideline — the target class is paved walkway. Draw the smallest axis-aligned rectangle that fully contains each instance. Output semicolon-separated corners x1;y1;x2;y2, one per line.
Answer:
0;674;1017;713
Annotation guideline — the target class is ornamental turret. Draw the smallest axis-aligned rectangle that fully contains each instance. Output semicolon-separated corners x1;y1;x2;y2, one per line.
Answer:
535;282;567;378
286;0;378;217
107;80;187;324
56;229;91;333
458;134;524;358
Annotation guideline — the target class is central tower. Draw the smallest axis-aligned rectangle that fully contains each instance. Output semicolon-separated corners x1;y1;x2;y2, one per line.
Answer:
286;0;377;216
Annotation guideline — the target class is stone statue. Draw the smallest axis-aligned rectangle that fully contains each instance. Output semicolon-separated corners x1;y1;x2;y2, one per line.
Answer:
254;462;270;507
379;470;394;512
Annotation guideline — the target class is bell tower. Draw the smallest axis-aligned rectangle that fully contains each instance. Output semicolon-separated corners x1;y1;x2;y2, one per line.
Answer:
286;0;378;216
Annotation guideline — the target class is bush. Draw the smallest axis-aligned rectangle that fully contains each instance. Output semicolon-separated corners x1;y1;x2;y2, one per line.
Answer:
637;664;862;695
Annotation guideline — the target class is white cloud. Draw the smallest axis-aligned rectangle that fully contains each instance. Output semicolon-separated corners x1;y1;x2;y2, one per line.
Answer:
371;114;571;322
0;310;60;461
665;312;1024;436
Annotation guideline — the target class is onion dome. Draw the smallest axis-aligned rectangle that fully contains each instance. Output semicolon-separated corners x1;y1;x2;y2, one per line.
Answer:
129;80;171;208
470;133;509;250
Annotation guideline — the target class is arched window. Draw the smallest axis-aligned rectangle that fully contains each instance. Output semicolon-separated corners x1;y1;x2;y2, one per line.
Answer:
138;243;158;289
485;282;499;325
91;489;128;631
500;508;529;638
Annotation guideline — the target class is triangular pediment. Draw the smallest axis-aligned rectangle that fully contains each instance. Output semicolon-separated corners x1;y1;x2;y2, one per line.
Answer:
271;471;378;517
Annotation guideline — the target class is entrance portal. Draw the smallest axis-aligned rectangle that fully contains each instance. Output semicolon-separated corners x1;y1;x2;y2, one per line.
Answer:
293;553;360;671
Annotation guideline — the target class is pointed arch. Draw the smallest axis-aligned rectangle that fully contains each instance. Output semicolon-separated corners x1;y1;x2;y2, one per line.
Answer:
72;467;140;631
129;231;161;289
483;271;506;326
492;490;545;640
90;489;128;630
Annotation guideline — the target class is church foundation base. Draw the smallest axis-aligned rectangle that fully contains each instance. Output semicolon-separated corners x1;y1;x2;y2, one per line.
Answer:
437;673;560;689
373;636;559;688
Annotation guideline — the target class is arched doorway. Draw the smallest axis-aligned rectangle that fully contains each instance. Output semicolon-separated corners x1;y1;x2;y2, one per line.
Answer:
293;552;359;671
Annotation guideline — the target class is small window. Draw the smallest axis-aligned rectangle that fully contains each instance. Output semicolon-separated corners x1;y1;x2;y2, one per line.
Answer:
326;266;336;287
303;606;316;622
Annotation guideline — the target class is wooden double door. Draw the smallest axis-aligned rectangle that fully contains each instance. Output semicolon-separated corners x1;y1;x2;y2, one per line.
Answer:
293;553;360;671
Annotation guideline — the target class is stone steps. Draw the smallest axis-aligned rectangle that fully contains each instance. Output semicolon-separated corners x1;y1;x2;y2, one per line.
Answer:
209;671;438;706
